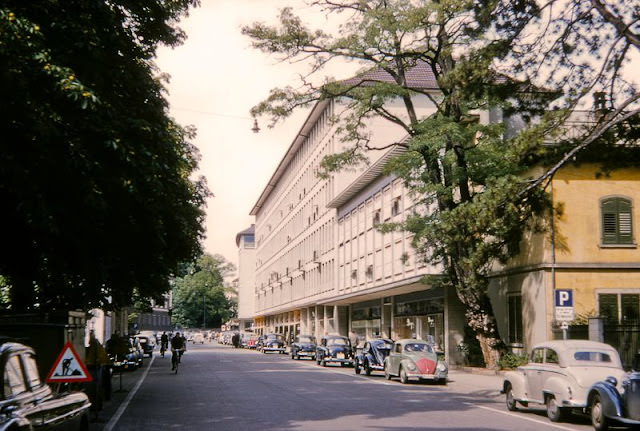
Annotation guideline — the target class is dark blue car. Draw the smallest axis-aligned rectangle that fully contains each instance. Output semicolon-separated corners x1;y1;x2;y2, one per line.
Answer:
589;372;640;431
354;338;393;376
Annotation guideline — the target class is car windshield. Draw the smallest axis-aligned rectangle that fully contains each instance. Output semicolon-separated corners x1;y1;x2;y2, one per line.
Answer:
327;337;347;346
266;334;284;342
404;342;433;353
298;336;315;343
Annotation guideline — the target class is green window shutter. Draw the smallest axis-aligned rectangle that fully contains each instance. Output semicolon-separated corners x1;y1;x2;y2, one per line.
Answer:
601;197;633;244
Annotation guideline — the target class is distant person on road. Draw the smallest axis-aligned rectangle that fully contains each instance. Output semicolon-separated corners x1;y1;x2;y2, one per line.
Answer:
170;332;186;370
160;331;169;356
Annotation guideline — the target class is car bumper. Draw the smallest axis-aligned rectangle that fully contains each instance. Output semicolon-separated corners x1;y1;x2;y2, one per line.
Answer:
324;357;353;365
263;347;286;353
296;351;315;357
405;370;447;381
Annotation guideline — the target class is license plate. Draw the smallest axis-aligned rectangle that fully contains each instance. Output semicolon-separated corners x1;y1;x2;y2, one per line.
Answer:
337;353;345;359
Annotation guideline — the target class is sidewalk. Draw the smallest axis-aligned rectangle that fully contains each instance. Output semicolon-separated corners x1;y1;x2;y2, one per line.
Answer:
90;356;155;431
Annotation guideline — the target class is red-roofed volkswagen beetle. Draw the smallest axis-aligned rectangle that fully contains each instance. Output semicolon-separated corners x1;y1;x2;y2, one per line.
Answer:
383;339;448;384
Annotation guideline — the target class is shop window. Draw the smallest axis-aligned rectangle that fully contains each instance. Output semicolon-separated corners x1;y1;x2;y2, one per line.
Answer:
601;197;634;245
507;294;523;345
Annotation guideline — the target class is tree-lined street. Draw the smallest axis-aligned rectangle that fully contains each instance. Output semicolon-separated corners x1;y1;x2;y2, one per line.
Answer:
104;343;594;431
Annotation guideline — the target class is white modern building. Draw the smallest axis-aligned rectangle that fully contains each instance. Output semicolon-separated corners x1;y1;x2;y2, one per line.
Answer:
248;62;471;363
236;225;256;332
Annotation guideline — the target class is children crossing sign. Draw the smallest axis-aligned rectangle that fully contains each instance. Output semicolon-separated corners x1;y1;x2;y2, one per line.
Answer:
45;341;92;383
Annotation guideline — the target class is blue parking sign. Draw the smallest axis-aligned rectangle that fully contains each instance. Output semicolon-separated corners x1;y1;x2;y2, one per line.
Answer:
555;289;573;307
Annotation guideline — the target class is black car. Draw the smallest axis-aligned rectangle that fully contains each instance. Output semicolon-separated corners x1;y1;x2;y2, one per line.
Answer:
290;335;317;360
135;335;155;357
354;338;393;375
316;334;354;367
0;340;91;430
589;372;640;431
257;333;286;354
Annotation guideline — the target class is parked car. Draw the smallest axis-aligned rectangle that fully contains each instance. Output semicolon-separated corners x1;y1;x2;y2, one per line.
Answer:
0;340;91;430
257;333;287;354
502;340;627;422
384;339;447;384
290;335;317;360
192;332;205;344
587;373;640;431
135;334;155;357
239;332;256;349
316;334;354;367
355;338;394;375
113;336;144;371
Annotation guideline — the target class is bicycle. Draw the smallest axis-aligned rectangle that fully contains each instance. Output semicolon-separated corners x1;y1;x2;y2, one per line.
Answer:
160;342;167;358
171;348;185;374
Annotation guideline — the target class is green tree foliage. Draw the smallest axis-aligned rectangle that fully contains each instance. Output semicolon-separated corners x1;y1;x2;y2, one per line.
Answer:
243;0;639;366
0;1;208;312
172;254;237;329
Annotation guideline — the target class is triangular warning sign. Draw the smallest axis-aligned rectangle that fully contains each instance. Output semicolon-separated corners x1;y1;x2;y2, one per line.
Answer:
46;341;92;383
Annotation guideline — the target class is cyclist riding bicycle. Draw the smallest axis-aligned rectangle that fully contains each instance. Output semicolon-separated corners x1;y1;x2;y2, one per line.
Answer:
170;332;186;371
160;331;169;357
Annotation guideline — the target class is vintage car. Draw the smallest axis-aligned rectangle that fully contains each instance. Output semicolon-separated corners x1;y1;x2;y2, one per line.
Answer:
587;372;640;431
0;340;91;430
134;334;155;357
316;334;354;367
113;336;144;371
384;339;447;384
502;340;627;422
257;333;287;354
290;335;317;360
192;332;205;344
355;338;394;375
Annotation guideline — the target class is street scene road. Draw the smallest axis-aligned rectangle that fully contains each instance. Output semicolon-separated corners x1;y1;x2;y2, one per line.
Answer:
101;343;595;431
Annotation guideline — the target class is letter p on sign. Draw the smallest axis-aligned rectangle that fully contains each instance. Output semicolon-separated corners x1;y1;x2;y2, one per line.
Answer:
555;289;573;307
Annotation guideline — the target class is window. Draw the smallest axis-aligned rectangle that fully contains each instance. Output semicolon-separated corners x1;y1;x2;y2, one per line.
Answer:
507;294;523;345
373;211;381;227
599;293;640;323
601;197;634;245
3;355;26;398
531;348;544;363
545;349;559;364
391;198;400;217
23;354;41;389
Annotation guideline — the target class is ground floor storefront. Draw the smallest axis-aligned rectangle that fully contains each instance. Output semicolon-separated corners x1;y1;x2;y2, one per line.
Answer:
252;284;468;364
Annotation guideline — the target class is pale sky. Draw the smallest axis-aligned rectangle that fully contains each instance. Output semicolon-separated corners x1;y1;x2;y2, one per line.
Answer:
156;1;334;268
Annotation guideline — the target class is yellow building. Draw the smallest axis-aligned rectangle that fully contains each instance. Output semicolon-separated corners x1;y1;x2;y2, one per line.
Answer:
490;163;640;358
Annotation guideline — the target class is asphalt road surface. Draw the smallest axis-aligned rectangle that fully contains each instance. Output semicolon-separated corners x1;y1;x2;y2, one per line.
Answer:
108;342;598;431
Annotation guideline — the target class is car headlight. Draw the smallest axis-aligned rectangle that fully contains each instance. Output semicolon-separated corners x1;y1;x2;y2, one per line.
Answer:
437;362;447;372
407;362;416;371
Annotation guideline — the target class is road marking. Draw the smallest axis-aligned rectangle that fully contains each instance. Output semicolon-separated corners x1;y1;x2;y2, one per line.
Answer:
104;355;155;431
466;403;580;430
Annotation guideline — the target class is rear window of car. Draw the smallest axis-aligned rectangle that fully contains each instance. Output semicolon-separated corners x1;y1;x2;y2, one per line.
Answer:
404;343;433;353
573;351;612;363
328;338;347;345
298;336;315;343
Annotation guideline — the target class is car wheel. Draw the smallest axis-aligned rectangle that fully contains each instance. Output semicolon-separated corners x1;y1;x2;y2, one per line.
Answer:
354;359;361;374
364;360;372;376
591;393;610;431
399;366;409;384
505;383;517;411
384;363;391;380
546;395;566;422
